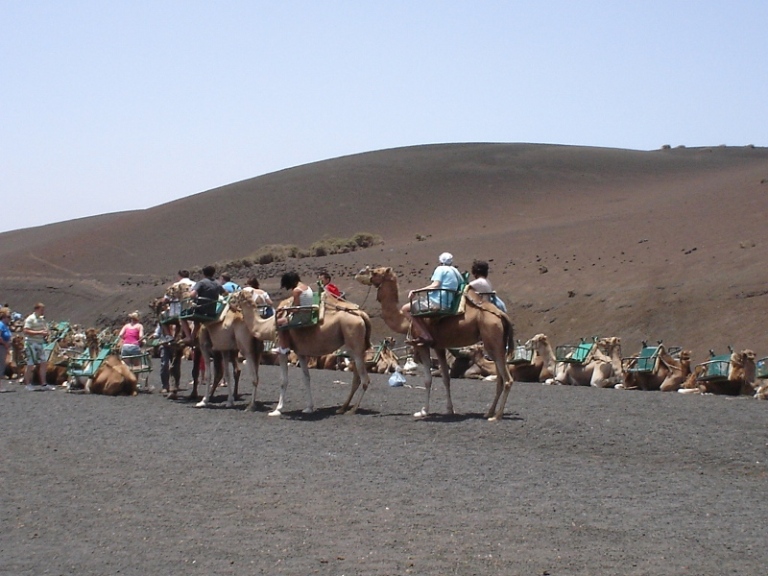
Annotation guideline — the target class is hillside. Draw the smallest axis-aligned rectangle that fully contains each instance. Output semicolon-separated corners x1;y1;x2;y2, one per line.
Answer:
2;143;768;361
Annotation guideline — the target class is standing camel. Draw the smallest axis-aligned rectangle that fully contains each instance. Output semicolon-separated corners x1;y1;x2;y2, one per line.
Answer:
354;266;515;421
230;287;373;416
191;307;261;409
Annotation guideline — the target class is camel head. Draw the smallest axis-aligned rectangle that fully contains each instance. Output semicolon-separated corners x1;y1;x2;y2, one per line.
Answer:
734;349;757;383
165;283;191;301
148;297;168;316
526;333;549;349
597;336;621;355
354;266;394;288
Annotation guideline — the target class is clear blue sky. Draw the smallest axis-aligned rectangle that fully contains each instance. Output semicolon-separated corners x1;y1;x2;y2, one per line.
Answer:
2;1;766;233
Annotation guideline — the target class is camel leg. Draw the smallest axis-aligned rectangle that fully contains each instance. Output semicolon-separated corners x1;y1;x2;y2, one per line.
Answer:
269;354;290;416
434;349;454;415
488;358;514;422
337;368;361;414
297;355;315;414
338;349;369;415
245;352;262;412
223;351;236;408
232;357;241;399
414;345;434;418
195;344;217;408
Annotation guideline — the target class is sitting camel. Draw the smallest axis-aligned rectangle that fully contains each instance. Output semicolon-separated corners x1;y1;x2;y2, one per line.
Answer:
658;350;693;392
512;333;557;383
546;337;624;388
679;349;757;395
620;343;693;391
354;266;515;421
365;338;400;374
230;287;373;415
86;354;138;395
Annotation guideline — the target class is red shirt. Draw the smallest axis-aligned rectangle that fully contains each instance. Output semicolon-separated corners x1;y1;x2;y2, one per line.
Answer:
324;282;342;298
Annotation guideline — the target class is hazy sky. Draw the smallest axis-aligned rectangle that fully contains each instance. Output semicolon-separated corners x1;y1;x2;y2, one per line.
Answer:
2;1;766;233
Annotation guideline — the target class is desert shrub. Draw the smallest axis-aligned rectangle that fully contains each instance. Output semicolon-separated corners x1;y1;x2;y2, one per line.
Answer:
188;232;382;275
351;232;381;248
250;244;302;264
309;232;382;257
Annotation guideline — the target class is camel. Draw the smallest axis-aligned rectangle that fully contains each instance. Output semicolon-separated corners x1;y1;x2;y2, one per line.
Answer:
191;306;260;408
680;349;757;396
658;350;693;392
463;345;497;380
619;343;693;391
511;333;557;383
546;337;624;388
85;354;138;395
364;338;399;374
230;287;373;415
354;266;515;421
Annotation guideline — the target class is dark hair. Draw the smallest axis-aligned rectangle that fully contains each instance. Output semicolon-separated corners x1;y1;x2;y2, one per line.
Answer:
281;271;300;290
319;271;331;281
247;277;260;289
178;269;190;278
220;273;232;282
471;260;489;277
202;265;216;278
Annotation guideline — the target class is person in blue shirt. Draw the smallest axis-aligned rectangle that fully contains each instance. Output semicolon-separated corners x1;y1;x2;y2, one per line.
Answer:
219;273;241;294
401;252;462;346
0;307;12;386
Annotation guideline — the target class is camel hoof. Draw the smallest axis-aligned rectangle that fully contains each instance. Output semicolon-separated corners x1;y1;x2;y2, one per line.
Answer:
413;408;428;418
487;414;501;422
268;409;282;417
244;403;256;412
195;399;209;408
226;400;234;408
302;407;315;414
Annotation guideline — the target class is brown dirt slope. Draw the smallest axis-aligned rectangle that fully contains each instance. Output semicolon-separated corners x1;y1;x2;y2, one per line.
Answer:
2;143;768;360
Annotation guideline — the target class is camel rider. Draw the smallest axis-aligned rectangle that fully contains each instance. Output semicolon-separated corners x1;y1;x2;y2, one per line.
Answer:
186;265;226;344
468;260;507;312
401;252;462;346
161;269;195;341
319;271;342;299
219;273;241;294
276;271;313;355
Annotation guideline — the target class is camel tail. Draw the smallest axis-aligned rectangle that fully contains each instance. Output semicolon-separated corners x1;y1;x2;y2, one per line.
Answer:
504;313;515;359
363;313;372;351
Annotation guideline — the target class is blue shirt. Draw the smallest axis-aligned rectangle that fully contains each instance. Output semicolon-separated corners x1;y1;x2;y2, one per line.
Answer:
430;265;462;291
428;265;463;308
0;319;11;345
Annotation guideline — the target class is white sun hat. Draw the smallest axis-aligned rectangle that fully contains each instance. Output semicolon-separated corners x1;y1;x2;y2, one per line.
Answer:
438;252;453;265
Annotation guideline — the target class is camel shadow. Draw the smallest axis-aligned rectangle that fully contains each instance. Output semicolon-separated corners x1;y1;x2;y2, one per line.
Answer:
279;406;380;420
415;411;525;422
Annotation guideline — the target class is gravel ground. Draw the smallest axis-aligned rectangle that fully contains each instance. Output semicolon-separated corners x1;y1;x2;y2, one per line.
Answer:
1;359;767;576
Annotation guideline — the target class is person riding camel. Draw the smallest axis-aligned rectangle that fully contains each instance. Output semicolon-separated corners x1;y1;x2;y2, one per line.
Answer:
275;271;313;355
186;265;226;344
401;252;462;346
